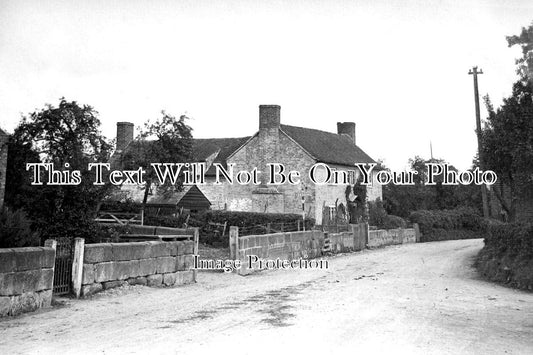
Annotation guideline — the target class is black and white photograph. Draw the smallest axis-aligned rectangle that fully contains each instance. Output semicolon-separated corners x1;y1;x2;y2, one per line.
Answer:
0;0;532;354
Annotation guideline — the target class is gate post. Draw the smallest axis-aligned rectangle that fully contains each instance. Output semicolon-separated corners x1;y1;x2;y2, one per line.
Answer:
229;226;239;260
71;238;85;298
192;227;199;282
364;222;369;248
413;223;421;243
44;239;57;250
44;239;57;289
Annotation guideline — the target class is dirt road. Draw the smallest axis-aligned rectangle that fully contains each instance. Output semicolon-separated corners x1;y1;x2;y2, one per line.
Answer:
1;239;532;354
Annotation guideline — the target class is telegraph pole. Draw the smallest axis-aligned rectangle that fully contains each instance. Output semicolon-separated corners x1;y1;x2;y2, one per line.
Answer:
468;66;489;218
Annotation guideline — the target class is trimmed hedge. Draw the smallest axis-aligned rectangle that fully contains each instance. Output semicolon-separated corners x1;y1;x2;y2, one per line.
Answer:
409;207;490;242
476;223;533;291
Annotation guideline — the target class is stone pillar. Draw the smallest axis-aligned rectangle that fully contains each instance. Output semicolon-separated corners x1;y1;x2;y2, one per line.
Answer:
364;222;369;248
44;239;57;295
71;238;85;298
0;129;8;209
192;227;199;282
413;223;421;243
229;226;239;260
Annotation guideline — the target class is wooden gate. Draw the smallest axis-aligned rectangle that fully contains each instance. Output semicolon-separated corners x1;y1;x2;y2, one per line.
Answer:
53;237;74;295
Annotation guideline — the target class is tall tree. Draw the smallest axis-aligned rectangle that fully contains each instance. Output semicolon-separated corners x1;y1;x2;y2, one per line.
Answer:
121;111;194;213
8;98;113;239
482;80;533;221
507;21;533;82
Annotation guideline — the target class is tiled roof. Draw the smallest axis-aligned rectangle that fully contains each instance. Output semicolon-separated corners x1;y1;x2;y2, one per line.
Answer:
113;125;375;171
280;124;375;165
192;137;250;167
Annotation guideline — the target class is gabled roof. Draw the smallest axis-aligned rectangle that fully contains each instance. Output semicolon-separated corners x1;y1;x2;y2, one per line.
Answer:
192;137;250;168
280;124;375;166
111;122;375;172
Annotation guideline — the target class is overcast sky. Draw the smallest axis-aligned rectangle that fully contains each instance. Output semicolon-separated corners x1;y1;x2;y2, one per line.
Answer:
1;0;532;170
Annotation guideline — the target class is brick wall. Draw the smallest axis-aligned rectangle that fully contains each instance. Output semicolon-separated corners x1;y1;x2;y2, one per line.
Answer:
81;241;195;297
0;247;55;317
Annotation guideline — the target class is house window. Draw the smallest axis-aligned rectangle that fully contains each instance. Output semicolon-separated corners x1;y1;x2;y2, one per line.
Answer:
328;206;336;221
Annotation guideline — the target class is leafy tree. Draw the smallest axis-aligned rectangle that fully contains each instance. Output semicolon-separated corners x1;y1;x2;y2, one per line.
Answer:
507;22;533;81
482;80;533;221
4;137;40;210
382;156;481;218
0;207;40;248
121;111;194;213
7;98;113;240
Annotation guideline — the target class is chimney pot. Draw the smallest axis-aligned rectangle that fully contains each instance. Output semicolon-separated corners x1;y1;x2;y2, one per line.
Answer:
337;122;356;145
259;105;281;130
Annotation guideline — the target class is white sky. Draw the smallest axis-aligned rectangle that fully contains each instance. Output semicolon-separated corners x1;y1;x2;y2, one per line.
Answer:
1;0;532;170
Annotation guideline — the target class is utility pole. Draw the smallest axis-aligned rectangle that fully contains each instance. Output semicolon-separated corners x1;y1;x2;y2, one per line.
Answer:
468;66;490;218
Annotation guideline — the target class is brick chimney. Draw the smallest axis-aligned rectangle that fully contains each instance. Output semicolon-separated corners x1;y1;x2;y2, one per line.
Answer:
259;105;281;131
337;122;356;145
116;122;134;151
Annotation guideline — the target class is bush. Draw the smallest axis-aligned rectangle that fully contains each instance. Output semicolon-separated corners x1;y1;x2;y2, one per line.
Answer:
100;199;140;213
368;199;408;230
476;223;533;290
87;224;134;244
409;207;491;242
0;207;40;248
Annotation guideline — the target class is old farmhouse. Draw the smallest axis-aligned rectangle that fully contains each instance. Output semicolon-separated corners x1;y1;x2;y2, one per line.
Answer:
112;105;382;225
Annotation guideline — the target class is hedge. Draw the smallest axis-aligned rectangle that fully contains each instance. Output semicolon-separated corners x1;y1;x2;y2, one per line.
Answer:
475;223;533;291
409;207;490;242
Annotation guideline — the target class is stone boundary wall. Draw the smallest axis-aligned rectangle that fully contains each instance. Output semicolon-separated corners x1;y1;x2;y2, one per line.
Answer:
81;240;195;297
0;247;55;317
232;223;419;275
328;223;368;253
233;229;325;275
367;226;418;248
